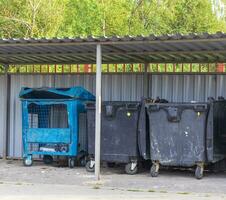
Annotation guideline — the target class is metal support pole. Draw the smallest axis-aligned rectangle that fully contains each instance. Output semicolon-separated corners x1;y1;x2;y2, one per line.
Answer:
95;44;102;180
143;63;149;98
3;65;10;159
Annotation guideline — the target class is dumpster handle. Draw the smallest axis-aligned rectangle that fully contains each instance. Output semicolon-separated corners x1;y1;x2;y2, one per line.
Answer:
194;104;208;112
147;104;160;111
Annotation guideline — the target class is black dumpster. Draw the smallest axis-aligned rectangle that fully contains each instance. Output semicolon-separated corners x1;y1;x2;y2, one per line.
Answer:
85;101;141;174
145;100;226;179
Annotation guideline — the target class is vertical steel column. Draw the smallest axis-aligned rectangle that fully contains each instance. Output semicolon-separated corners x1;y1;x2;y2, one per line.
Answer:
95;44;102;180
3;65;10;159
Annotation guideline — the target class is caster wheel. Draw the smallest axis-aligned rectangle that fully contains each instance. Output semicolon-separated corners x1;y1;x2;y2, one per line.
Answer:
23;157;33;167
43;155;53;165
68;157;75;168
150;164;159;177
107;162;115;168
85;160;95;172
79;158;86;167
125;162;138;175
195;165;204;179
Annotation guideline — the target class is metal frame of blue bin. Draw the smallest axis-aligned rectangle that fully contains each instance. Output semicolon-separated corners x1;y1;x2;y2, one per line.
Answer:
19;86;95;167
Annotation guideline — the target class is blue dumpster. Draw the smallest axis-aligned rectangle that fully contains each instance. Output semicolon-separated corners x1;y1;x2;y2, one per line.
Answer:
20;87;95;167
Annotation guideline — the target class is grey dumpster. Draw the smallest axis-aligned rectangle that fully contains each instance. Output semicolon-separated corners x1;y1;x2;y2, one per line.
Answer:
145;100;226;179
85;101;141;174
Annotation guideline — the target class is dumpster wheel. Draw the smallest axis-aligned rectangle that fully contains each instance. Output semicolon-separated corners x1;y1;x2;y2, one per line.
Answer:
125;162;138;175
107;162;116;168
43;155;53;165
150;162;159;177
85;160;95;172
68;157;75;168
23;156;33;167
195;163;204;179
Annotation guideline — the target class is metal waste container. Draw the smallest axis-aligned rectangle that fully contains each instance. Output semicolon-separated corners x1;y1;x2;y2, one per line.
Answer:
145;100;226;179
20;87;95;168
85;101;141;174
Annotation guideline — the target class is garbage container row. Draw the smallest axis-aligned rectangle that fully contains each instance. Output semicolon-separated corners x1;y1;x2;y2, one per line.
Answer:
84;98;226;179
20;87;226;179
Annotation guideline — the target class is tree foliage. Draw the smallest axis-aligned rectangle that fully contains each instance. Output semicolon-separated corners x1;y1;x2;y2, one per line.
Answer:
0;0;225;38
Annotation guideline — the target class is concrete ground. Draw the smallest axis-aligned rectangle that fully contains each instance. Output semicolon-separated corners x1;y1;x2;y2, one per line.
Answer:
0;160;226;200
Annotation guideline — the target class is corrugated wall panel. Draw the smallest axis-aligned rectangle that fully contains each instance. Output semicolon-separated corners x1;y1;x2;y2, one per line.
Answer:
101;75;110;100
8;74;144;158
149;75;226;102
205;75;216;100
162;75;173;101
9;75;54;158
54;75;95;93
111;75;122;101
150;75;162;98
172;75;183;102
183;75;194;102
0;75;7;158
7;74;226;158
194;75;205;101
216;75;226;98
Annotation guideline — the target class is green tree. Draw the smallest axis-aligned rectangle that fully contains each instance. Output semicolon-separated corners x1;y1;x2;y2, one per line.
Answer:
57;0;102;37
0;0;66;38
0;0;226;38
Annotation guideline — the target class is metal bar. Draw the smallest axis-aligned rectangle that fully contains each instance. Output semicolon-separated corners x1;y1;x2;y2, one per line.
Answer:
3;57;226;65
95;44;102;180
3;65;10;159
2;49;226;58
1;36;226;48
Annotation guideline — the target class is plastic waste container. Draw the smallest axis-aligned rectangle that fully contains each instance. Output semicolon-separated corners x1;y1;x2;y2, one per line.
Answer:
85;101;141;174
145;100;226;179
20;86;95;167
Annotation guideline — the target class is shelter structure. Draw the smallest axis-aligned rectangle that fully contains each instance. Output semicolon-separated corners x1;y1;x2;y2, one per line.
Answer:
1;32;226;179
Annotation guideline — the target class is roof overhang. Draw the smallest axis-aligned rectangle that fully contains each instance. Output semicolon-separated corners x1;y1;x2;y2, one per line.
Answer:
1;32;226;64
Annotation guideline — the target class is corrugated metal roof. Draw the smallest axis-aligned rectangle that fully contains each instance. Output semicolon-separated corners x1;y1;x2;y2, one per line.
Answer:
1;32;226;64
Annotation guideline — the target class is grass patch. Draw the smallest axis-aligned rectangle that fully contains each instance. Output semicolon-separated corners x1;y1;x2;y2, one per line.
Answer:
0;182;4;184
159;190;167;193
177;192;190;195
148;189;156;192
127;189;143;192
15;182;23;185
93;185;100;189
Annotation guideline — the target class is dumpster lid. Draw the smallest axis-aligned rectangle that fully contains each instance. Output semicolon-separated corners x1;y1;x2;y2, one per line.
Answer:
19;86;95;100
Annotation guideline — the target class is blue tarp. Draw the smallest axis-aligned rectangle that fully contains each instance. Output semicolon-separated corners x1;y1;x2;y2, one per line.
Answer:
19;86;95;101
